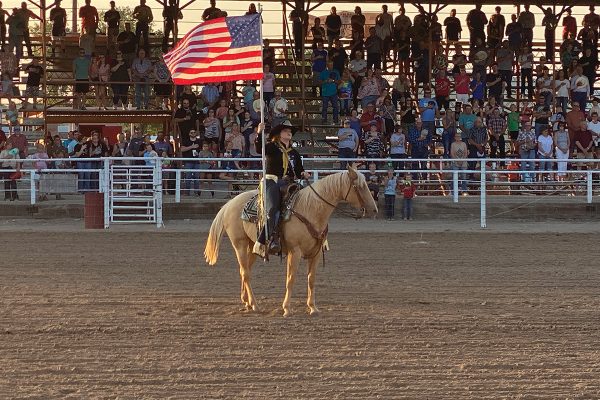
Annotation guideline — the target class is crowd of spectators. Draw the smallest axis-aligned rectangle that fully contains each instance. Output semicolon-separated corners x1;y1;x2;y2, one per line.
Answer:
1;2;600;201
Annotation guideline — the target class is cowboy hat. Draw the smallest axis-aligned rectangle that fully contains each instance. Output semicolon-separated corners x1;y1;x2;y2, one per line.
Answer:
269;120;297;139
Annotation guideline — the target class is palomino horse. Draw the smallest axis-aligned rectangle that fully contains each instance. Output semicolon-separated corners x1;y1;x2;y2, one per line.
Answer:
204;166;378;316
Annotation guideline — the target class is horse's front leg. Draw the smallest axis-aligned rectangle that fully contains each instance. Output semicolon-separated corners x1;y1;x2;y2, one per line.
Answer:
234;240;258;311
306;253;321;316
282;249;300;317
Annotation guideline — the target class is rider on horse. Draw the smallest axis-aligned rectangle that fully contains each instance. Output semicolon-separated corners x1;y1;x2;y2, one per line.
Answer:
253;120;310;256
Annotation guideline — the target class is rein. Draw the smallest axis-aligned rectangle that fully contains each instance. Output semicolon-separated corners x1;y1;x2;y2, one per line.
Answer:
306;174;367;219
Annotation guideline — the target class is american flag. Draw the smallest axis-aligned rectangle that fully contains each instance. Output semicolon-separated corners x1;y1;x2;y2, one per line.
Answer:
163;14;263;85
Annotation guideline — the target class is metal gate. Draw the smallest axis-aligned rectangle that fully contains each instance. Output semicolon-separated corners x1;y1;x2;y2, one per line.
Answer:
106;163;163;227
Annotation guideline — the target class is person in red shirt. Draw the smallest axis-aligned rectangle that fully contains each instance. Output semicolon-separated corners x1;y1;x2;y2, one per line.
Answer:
561;9;577;40
435;69;451;110
574;120;594;170
359;103;382;134
454;66;470;105
79;0;99;37
401;174;416;220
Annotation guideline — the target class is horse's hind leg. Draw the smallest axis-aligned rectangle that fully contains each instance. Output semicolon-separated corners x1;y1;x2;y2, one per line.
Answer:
234;239;258;311
282;249;300;317
306;254;321;316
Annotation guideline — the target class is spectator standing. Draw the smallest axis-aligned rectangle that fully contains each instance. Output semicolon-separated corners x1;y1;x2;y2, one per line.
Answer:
441;110;456;158
310;40;327;96
262;64;275;106
173;98;198;143
365;27;383;71
349;50;366;109
0;140;19;200
73;48;91;110
94;55;110;109
537;126;554;180
517;121;537;182
487;107;507;160
133;0;153;53
401;177;416;220
163;0;182;51
562;9;577;40
330;39;347;76
117;22;137;63
450;131;468;193
571;66;590;112
309;18;325;48
435;70;451;111
362;123;384;161
0;2;7;47
466;4;488;49
79;26;95;56
389;124;407;169
6;8;24;59
574;121;594;170
541;8;558;62
375;5;393;70
180;129;202;196
289;6;306;59
200;82;219;108
337;119;358;169
579;48;598;95
325;6;341;48
486;64;504;105
467;117;488;171
338;69;353;117
554;122;570;180
104;1;121;57
566;102;585;146
417;88;438;136
518;5;535;46
49;0;67;56
505;14;523;53
351;6;366;40
79;0;98;37
588;112;600;162
23;58;42;109
443;9;462;55
110;50;130;109
496;41;514;98
202;0;220;22
383;169;398;221
518;47;534;100
507;104;520;154
153;58;172;110
269;91;288;127
357;69;381;109
533;96;551;137
131;48;152;109
319;60;340;125
262;39;275;71
203;109;221;154
16;2;39;57
408;119;432;179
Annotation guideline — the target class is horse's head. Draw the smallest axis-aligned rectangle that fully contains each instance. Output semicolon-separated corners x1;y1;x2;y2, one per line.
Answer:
345;165;378;218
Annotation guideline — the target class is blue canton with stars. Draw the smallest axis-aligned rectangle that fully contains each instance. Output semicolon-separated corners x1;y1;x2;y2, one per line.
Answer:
225;14;261;48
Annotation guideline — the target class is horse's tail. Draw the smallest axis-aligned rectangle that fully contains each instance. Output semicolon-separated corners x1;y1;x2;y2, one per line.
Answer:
204;205;227;265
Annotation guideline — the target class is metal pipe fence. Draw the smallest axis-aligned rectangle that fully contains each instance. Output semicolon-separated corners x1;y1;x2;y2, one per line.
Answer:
1;156;599;227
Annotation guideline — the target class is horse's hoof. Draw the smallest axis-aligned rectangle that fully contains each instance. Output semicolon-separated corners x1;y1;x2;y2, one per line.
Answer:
309;308;320;316
251;304;259;312
283;309;291;317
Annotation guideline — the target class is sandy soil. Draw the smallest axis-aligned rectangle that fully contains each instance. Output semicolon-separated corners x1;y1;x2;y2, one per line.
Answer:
2;224;600;398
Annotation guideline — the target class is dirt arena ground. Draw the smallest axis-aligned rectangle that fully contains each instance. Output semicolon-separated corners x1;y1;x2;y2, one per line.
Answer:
1;219;600;399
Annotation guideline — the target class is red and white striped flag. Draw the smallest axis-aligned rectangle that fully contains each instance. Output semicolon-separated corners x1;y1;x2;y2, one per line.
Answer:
163;14;264;85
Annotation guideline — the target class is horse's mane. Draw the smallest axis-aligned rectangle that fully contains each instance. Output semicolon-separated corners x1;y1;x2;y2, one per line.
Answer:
294;171;352;216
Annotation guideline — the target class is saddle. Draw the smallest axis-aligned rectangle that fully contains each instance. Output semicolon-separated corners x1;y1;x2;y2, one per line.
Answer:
241;183;301;224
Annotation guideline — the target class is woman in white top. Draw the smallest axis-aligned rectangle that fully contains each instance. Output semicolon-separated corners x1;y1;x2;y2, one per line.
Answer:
262;64;275;107
537;126;554;181
518;47;534;99
554;70;570;113
553;121;570;181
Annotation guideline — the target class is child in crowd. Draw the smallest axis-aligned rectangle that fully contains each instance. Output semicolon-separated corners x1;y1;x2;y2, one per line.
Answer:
507;104;520;154
198;142;214;197
28;141;50;201
383;168;398;221
537;126;554;181
364;162;381;202
389;124;406;170
5;101;18;133
401;174;416;220
450;132;468;194
143;142;158;166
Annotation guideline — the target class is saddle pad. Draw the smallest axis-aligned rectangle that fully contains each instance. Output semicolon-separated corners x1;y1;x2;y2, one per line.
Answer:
240;189;301;223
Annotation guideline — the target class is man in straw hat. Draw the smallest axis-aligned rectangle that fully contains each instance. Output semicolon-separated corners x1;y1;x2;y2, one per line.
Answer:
253;120;310;256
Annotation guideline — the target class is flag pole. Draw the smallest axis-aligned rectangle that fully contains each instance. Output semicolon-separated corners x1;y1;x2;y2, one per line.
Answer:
258;4;268;247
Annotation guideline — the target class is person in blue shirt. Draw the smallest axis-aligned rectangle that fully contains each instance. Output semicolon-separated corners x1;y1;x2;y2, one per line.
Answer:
319;60;340;125
417;87;438;136
407;118;432;180
469;72;485;104
311;40;328;96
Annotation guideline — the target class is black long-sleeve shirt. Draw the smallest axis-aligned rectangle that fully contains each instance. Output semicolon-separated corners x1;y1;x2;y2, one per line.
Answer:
262;141;304;179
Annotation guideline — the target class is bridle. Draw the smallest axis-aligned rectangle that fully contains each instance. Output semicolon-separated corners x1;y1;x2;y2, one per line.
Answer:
306;172;367;219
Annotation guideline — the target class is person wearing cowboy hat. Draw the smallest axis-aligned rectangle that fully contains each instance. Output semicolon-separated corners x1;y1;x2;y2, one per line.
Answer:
253;120;310;256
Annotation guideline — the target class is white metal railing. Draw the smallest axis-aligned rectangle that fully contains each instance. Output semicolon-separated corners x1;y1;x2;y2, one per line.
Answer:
1;156;599;228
